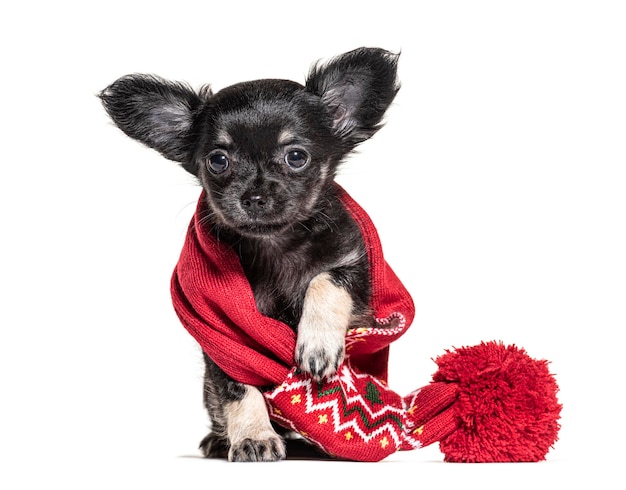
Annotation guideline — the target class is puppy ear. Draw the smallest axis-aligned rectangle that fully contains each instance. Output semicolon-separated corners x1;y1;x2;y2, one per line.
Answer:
306;47;400;145
100;74;206;172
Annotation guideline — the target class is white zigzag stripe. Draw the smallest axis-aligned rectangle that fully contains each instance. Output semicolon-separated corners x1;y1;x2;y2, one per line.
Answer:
265;367;406;447
402;433;423;449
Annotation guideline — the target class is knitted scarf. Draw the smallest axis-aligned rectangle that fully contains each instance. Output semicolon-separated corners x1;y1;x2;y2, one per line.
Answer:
171;184;448;461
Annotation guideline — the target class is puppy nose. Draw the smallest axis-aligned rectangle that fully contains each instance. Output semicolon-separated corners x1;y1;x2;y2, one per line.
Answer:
241;194;267;212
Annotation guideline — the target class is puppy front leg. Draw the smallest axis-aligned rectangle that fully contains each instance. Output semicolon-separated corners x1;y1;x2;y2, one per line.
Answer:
200;354;286;462
225;385;286;462
296;272;353;380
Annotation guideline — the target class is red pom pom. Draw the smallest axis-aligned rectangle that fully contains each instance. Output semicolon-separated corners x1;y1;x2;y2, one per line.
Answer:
433;341;561;462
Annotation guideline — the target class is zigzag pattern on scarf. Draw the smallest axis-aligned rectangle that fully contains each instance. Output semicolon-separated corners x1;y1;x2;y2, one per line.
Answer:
265;363;409;461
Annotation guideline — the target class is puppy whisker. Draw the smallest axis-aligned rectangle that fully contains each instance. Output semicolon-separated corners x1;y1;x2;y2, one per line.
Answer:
298;221;312;234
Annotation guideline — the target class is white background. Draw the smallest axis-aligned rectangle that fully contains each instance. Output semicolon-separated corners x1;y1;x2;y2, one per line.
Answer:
1;1;624;488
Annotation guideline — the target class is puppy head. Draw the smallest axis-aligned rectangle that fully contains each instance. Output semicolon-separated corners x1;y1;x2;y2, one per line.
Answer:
100;48;400;237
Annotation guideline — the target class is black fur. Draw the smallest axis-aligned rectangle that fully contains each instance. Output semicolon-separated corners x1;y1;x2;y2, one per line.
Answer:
100;47;400;461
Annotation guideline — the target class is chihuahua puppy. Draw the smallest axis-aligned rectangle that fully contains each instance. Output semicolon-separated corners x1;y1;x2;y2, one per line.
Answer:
100;47;400;462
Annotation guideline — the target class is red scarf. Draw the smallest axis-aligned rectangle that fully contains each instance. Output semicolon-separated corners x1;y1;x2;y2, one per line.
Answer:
171;184;415;386
170;188;560;462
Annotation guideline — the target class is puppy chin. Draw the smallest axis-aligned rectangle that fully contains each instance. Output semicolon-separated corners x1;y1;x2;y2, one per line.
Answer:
234;221;293;239
216;212;294;239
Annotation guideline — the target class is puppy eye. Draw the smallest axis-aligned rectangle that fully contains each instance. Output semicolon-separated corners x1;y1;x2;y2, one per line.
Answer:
284;149;309;170
207;153;229;174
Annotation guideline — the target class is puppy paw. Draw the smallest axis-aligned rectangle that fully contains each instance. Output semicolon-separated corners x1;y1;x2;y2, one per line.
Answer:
229;433;286;462
295;336;345;381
